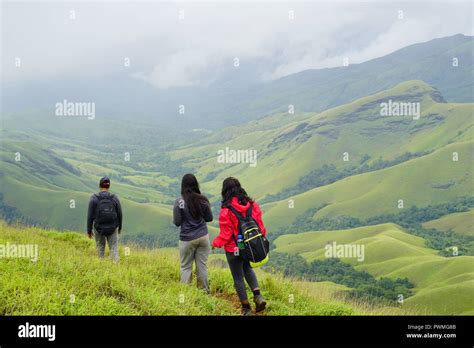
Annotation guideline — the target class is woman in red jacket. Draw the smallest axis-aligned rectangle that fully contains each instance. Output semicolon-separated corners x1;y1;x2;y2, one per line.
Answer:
212;177;267;316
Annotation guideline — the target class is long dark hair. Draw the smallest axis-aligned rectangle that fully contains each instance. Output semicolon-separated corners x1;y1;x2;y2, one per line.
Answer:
181;173;209;219
221;177;252;207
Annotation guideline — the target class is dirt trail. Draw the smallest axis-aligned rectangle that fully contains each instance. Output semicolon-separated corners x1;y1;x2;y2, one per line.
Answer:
213;291;266;316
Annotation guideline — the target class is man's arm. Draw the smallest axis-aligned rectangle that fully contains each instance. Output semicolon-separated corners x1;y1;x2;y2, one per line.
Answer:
114;195;123;232
87;195;96;235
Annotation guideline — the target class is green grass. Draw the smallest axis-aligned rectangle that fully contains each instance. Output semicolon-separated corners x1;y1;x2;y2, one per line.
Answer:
0;222;355;316
292;280;418;315
423;209;474;236
273;223;474;315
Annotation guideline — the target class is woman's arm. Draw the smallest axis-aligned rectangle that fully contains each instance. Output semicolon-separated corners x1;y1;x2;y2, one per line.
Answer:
173;198;183;227
212;209;234;248
203;200;213;222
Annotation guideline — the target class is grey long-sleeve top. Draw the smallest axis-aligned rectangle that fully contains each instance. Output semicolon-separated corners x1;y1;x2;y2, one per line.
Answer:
173;197;213;241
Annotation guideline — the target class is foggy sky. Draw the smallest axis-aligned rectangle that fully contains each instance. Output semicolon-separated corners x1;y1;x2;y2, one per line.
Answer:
2;0;473;88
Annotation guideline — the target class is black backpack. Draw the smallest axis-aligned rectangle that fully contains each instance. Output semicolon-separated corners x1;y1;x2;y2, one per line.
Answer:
228;202;270;268
94;193;119;235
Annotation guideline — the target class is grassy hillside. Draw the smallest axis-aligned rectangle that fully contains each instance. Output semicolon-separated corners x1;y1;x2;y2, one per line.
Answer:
423;209;474;236
171;80;473;205
263;141;473;232
2;80;472;245
0;222;357;316
292;280;417;315
0;134;183;246
273;223;474;315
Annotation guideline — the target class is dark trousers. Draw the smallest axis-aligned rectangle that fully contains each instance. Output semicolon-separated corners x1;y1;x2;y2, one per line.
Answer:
225;252;259;302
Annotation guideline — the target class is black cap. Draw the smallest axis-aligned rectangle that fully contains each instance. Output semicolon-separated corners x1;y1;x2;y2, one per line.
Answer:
99;177;110;187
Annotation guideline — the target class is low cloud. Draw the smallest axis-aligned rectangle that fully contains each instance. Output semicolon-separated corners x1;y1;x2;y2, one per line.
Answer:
2;1;472;88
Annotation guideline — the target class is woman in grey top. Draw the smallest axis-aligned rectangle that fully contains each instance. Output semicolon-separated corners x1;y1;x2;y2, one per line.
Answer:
173;173;213;292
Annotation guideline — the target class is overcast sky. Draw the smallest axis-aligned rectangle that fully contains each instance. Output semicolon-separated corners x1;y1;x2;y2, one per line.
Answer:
2;1;473;88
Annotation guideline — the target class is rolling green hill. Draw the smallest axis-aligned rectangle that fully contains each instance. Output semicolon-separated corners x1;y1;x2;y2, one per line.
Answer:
263;141;473;232
171;80;473;204
423;209;474;236
1;80;472;246
0;136;181;246
273;223;474;315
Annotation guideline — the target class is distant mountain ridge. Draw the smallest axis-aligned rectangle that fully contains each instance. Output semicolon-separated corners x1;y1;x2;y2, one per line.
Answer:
3;34;473;130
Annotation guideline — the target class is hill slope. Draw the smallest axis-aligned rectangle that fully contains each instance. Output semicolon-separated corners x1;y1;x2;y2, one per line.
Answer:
0;222;355;316
172;80;473;204
423;209;474;236
273;223;474;315
263;140;473;231
0;134;181;246
2;80;472;244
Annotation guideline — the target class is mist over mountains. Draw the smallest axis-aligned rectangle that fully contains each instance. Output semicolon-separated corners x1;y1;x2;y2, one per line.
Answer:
3;34;473;130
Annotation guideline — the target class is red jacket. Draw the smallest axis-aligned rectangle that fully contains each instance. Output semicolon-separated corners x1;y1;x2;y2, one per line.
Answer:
213;197;267;253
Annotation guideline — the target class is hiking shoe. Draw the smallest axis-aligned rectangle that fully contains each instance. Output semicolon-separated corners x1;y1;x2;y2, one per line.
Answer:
254;294;267;312
241;307;253;316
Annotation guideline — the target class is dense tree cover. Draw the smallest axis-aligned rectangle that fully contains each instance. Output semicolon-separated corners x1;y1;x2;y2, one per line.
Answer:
274;197;474;256
261;152;428;204
364;197;474;227
264;252;414;304
204;170;220;182
0;193;37;226
121;226;179;248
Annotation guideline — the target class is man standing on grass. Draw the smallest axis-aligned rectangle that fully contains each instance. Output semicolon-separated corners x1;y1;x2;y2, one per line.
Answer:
87;177;122;262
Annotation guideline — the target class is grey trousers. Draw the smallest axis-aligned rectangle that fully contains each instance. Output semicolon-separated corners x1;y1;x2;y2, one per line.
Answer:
94;228;119;262
179;234;210;292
